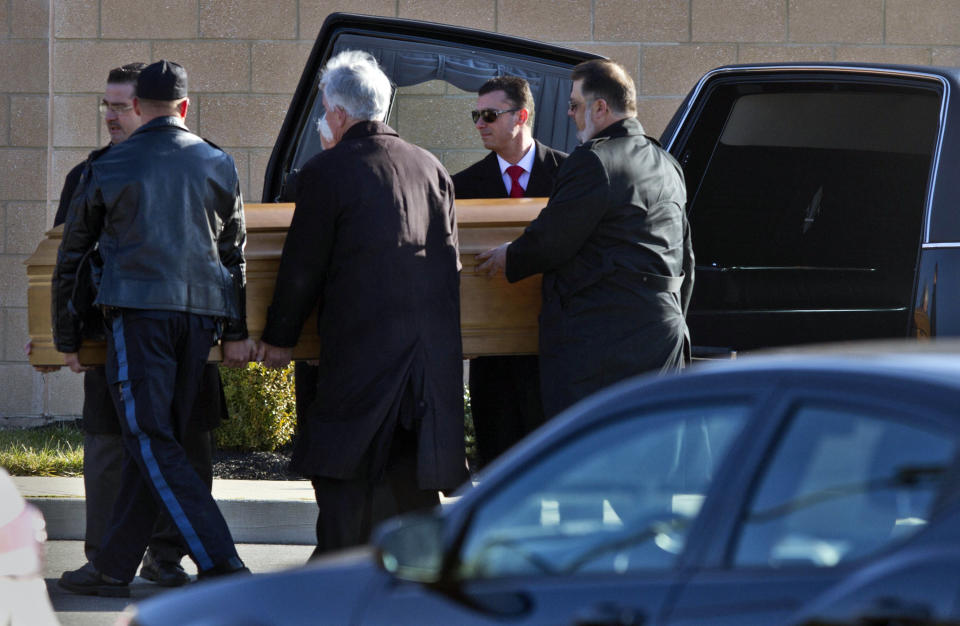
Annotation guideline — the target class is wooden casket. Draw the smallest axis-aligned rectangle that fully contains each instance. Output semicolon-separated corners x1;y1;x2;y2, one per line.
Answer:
25;199;544;366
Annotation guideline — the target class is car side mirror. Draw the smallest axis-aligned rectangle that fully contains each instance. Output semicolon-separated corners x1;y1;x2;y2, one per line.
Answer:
374;513;446;584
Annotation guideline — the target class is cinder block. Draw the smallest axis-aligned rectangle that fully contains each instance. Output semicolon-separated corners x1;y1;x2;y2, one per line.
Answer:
0;41;49;93
54;0;98;39
44;367;84;417
3;307;28;361
641;45;737;96
52;149;91;206
442;150;489;176
738;44;835;64
229;149;250;203
638;97;684;139
152;42;250;92
394;94;479;151
399;0;496;31
53;41;151;93
101;0;197;39
197;95;289;148
249;148;273;203
933;47;960;66
595;0;689;43
11;0;49;38
498;0;591;42
0;362;39;416
0;149;45;201
576;44;641;86
693;0;786;43
200;0;297;40
0;254;29;307
5;203;46;255
0;97;10;147
299;1;396;39
401;80;447;96
183;105;200;140
887;0;960;45
835;45;932;65
252;42;313;94
53;95;99;148
788;0;882;44
9;96;47;148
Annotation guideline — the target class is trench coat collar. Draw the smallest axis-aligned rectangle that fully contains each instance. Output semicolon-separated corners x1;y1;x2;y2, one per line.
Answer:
591;116;646;142
340;120;398;143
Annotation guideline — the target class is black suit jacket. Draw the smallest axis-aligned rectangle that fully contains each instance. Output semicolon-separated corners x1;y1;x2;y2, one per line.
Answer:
452;140;566;200
451;139;567;467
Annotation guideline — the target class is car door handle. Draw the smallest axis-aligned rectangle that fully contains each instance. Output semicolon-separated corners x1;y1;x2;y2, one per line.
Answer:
572;602;645;626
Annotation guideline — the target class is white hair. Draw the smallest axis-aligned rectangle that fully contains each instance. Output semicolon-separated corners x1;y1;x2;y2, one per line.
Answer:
319;50;391;122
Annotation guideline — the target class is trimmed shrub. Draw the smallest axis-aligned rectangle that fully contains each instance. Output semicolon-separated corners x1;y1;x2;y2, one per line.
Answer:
216;363;296;451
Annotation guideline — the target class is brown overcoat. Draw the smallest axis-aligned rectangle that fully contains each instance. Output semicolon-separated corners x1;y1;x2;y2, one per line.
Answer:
261;121;465;490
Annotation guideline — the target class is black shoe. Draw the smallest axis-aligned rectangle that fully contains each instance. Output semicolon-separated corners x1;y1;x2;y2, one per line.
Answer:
197;556;250;581
59;562;130;597
139;551;190;587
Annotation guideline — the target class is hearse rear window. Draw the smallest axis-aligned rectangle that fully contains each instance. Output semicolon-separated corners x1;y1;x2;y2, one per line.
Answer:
676;80;941;350
285;32;582;189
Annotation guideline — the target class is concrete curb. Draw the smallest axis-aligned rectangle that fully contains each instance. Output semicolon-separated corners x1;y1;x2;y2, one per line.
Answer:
14;477;317;545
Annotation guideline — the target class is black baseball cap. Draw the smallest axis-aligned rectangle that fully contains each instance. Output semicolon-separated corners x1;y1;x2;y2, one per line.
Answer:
136;60;188;100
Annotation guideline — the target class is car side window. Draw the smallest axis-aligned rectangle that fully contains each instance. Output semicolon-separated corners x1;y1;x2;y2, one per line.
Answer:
733;403;955;568
456;402;749;580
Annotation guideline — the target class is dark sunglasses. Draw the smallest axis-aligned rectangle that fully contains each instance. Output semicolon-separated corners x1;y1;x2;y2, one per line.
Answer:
471;107;520;124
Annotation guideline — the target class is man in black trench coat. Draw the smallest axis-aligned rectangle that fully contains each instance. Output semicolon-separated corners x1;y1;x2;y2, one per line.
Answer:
258;50;466;557
478;59;694;419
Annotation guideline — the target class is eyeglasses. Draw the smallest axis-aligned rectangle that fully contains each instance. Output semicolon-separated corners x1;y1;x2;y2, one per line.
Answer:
99;101;134;114
471;108;520;124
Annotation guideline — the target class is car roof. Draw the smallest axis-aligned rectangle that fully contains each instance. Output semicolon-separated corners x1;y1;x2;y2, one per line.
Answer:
550;339;960;428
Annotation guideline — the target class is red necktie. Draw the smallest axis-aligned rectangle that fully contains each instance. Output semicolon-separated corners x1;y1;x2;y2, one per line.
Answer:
506;165;525;198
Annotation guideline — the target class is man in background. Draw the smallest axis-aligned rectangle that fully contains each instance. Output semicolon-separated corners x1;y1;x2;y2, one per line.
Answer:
478;59;694;418
452;76;566;470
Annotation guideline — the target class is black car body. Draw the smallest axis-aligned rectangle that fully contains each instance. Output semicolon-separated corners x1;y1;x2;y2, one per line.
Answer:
262;14;960;359
660;62;960;358
130;351;960;625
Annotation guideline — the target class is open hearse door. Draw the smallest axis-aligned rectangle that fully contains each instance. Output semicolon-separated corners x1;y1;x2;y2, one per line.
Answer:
659;63;959;358
262;12;603;204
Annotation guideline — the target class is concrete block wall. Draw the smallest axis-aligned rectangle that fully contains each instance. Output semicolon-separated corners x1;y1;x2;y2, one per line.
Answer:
1;0;957;418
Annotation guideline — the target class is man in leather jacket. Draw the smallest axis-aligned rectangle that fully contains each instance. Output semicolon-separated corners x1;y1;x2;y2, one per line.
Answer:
54;60;255;596
478;59;694;418
45;62;227;589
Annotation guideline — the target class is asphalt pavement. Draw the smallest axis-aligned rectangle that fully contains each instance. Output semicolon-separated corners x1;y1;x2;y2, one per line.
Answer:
44;539;314;626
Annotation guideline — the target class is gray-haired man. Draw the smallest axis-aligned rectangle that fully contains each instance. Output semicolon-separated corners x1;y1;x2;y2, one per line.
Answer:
258;50;466;557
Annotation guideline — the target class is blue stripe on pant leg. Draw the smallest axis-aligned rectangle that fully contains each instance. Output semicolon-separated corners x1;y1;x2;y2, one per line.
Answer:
111;314;214;571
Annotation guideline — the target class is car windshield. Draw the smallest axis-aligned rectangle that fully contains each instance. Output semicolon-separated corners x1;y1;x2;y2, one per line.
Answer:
457;401;749;579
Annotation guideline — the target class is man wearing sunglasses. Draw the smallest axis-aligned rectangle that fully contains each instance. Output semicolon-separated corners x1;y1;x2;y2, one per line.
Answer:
451;76;566;471
37;63;228;590
478;60;694;419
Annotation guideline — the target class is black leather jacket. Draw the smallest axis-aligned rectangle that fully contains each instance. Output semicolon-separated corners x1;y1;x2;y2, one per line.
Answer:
52;116;248;352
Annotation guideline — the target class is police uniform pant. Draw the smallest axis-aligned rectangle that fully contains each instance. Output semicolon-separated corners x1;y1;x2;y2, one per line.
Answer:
92;310;238;582
81;369;214;564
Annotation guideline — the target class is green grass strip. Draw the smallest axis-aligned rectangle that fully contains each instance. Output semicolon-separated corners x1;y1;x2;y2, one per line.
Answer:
0;422;84;476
